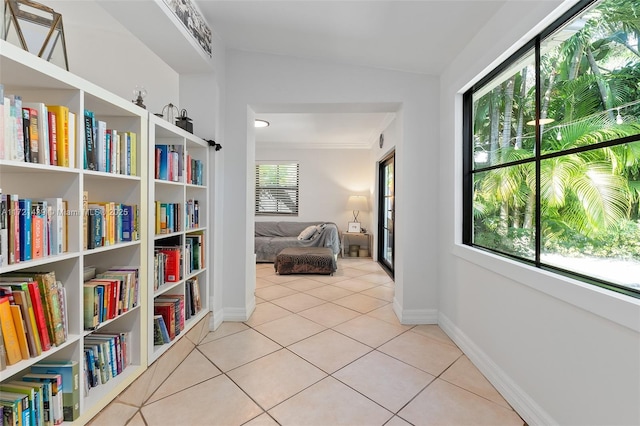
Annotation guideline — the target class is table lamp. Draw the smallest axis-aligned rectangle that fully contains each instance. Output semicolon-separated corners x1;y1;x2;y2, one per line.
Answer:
346;195;368;232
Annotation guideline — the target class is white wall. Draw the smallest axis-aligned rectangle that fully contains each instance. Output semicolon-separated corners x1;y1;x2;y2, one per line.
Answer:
38;1;180;113
438;1;640;425
255;147;371;231
224;50;439;322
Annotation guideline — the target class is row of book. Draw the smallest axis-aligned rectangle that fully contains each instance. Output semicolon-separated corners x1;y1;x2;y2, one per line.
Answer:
155;202;182;235
154;199;200;235
185;232;205;276
186;155;204;186
154;145;204;185
0;271;67;369
83;267;139;330
83;192;139;250
84;109;137;176
84;332;131;395
1;359;79;424
1;85;75;168
153;277;202;347
0;193;68;267
153;244;182;290
153;295;184;345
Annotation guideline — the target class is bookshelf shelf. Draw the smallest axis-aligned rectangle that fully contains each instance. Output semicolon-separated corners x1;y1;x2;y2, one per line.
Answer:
1;39;148;424
148;114;210;364
1;333;82;379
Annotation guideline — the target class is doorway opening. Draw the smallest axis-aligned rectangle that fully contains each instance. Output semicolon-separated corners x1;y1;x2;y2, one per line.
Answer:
378;150;394;276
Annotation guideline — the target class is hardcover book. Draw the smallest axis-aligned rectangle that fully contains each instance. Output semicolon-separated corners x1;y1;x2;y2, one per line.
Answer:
30;361;79;422
46;106;69;168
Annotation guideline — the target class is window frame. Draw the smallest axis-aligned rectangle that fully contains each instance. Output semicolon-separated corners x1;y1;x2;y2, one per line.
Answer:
255;162;300;216
462;0;640;299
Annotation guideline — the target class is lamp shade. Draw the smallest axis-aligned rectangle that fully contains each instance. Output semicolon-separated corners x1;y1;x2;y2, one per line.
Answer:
347;195;368;212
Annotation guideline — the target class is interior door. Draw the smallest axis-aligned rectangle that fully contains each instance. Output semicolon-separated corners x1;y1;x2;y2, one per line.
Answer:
378;152;394;275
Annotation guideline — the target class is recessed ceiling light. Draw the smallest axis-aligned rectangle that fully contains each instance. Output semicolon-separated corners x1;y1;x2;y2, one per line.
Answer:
255;119;270;128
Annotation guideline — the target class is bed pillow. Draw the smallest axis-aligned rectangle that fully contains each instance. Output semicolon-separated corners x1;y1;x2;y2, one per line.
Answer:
297;225;320;240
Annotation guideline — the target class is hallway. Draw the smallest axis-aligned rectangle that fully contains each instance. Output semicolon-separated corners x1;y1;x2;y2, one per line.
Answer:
90;258;524;425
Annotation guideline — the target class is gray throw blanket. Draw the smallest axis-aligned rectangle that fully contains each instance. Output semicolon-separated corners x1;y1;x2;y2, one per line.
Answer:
255;221;341;262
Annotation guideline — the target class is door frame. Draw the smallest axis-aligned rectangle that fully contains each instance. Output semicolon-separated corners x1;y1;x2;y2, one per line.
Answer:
377;150;395;277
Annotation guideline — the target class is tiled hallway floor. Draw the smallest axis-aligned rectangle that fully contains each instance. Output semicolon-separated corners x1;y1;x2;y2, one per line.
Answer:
91;258;525;426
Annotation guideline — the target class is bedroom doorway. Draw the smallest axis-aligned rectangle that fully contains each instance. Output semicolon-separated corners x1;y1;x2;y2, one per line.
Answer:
378;151;394;276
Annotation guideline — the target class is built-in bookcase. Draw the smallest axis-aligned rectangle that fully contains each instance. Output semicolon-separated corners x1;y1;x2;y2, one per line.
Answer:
0;40;147;423
148;114;209;363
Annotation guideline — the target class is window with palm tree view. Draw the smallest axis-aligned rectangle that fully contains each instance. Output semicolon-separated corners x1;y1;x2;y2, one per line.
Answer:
463;0;640;297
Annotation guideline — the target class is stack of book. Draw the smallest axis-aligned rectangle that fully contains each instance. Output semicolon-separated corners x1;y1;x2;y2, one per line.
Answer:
0;271;67;369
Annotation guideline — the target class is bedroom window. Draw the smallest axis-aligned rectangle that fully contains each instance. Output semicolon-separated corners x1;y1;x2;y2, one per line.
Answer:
255;162;300;215
462;0;640;298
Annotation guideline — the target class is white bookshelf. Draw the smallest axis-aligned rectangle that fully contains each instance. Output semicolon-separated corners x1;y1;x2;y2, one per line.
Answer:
147;114;210;364
0;40;148;423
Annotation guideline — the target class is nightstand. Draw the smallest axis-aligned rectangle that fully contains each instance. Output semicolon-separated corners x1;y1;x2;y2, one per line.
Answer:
341;232;372;258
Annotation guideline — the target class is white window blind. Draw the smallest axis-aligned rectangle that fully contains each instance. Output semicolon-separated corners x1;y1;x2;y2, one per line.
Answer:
255;163;299;215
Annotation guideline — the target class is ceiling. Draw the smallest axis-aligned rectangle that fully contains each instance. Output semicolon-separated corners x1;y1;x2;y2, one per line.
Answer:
193;0;510;148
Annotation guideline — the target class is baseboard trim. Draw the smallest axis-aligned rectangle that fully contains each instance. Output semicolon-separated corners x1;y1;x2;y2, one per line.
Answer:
210;309;224;331
392;298;438;324
221;298;256;322
438;313;557;426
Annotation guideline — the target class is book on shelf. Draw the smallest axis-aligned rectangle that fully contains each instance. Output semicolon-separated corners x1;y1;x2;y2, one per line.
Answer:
23;107;40;164
67;112;76;169
0;285;41;358
153;302;176;341
31;201;45;259
1;381;44;426
9;305;30;360
45;105;69;168
22;102;50;166
17;377;52;426
7;194;20;264
18;198;32;262
21;107;32;163
0;295;23;365
26;281;51;352
21;373;64;426
153;314;170;345
44;198;64;256
1;192;8;267
2;271;66;347
0;390;30;426
83;340;109;385
156;295;184;335
96;267;139;315
154;245;181;283
30;360;79;422
47;110;58;166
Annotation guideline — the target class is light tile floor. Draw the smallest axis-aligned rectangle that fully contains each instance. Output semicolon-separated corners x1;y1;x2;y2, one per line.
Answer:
90;258;525;426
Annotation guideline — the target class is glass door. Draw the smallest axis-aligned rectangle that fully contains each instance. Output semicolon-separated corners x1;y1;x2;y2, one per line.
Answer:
378;151;394;275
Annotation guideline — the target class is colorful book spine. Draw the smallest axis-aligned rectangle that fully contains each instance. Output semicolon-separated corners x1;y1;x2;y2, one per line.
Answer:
46;106;69;167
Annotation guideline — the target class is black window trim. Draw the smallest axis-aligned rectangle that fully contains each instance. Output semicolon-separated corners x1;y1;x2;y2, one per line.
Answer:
462;0;640;299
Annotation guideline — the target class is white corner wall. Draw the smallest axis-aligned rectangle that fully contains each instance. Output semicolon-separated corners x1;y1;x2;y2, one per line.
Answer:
224;50;439;323
38;0;180;113
255;147;371;230
438;1;640;425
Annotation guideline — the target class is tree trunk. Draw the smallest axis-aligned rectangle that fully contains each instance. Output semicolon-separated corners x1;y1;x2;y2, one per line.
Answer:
501;77;515;153
489;86;502;164
515;67;528;149
586;47;615;121
523;191;536;229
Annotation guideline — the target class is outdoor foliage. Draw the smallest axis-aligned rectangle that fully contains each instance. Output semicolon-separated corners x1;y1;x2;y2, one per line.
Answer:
471;0;640;269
